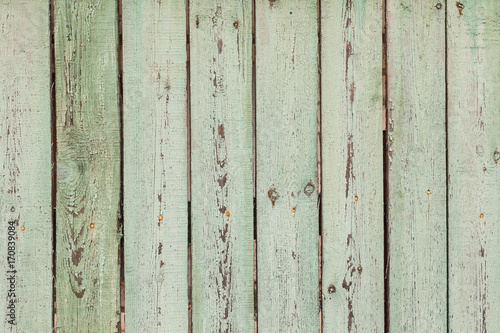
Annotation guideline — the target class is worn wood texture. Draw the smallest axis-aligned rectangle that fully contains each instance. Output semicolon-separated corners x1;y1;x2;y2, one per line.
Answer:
190;0;254;332
0;1;52;331
386;1;447;332
256;1;319;331
321;1;384;332
123;0;188;331
54;0;121;331
448;2;500;331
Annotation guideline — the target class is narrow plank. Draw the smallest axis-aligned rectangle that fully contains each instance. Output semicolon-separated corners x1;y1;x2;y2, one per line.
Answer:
448;2;500;331
54;0;121;331
321;0;384;332
256;1;319;331
386;2;447;332
190;1;254;331
0;1;52;331
123;0;188;331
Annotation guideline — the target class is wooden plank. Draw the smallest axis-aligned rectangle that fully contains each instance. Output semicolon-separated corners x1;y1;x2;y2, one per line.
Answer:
122;0;188;331
321;1;383;332
256;1;319;331
54;0;121;331
0;1;52;331
189;1;254;331
448;2;500;331
386;2;447;332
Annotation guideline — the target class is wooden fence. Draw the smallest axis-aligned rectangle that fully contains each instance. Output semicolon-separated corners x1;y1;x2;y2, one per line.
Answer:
1;0;499;332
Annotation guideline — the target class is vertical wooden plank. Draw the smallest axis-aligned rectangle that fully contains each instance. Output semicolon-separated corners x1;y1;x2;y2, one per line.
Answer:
448;2;500;331
386;2;447;332
54;0;121;331
256;1;319;331
123;0;188;331
190;0;254;332
321;0;383;332
0;1;52;331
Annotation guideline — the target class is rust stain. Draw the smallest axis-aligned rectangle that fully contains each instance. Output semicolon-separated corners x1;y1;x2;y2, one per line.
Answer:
233;21;239;29
456;2;464;15
267;188;279;206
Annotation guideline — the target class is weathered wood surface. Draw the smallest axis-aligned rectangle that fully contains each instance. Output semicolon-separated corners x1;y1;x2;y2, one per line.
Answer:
54;0;121;331
386;1;447;332
256;0;319;331
0;1;52;331
448;2;500;332
321;0;384;332
190;0;254;332
123;0;188;331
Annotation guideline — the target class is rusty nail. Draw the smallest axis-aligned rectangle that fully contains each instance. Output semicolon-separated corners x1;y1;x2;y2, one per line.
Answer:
225;211;230;217
427;190;431;195
354;196;358;202
480;214;484;219
20;226;25;232
233;21;239;29
357;266;362;274
90;223;95;229
158;215;163;222
291;208;296;214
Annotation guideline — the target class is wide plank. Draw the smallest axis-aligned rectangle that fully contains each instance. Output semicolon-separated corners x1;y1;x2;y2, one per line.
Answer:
386;1;447;331
123;0;189;331
321;0;384;332
54;0;121;331
190;0;254;332
448;2;500;331
256;0;319;331
0;1;52;331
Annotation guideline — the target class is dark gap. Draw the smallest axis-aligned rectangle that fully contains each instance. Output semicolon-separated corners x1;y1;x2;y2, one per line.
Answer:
116;0;124;331
444;1;449;331
251;0;257;331
382;0;390;332
186;0;192;332
49;0;57;329
317;0;323;331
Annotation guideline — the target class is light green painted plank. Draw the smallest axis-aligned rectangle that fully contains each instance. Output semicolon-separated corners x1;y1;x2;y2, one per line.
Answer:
54;0;121;331
190;1;253;331
123;0;188;331
386;2;447;332
321;1;383;332
0;1;52;331
448;2;500;331
256;1;319;331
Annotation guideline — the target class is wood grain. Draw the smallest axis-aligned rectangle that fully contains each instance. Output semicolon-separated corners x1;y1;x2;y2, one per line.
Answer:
54;0;121;331
256;0;319;331
190;0;254;332
123;0;189;331
321;0;384;332
0;1;52;331
386;1;447;332
448;1;500;331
